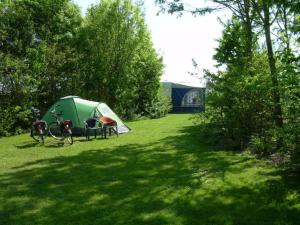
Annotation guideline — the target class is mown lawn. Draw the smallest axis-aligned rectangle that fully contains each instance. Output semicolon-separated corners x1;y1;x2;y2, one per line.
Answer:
0;114;299;225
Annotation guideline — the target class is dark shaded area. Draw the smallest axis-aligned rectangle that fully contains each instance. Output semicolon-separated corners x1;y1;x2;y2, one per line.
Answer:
15;138;73;149
1;125;300;225
14;141;41;149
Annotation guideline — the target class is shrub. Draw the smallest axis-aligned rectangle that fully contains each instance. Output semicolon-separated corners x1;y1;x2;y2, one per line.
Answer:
146;89;171;119
0;106;31;136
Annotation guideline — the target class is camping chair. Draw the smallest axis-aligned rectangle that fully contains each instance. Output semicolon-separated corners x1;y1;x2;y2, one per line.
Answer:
99;116;118;139
84;117;102;140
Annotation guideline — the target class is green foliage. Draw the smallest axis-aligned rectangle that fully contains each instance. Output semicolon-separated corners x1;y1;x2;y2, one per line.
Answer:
278;49;300;165
0;0;82;135
204;19;274;149
156;0;300;171
146;87;172;119
76;0;163;119
157;0;300;168
214;18;250;67
0;106;31;136
248;129;280;157
0;0;164;136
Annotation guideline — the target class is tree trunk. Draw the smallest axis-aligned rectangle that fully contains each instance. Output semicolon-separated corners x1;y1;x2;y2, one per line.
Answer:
282;5;290;51
262;0;283;128
243;0;253;59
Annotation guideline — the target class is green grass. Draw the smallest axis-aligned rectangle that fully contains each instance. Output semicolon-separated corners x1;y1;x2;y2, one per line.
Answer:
0;114;299;225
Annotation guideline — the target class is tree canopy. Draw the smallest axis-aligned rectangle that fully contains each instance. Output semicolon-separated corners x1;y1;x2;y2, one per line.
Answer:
156;0;300;166
0;0;165;136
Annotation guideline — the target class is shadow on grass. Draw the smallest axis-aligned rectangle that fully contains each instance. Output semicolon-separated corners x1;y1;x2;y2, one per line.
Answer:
1;125;300;225
15;137;88;149
15;136;103;149
15;140;69;149
14;141;41;149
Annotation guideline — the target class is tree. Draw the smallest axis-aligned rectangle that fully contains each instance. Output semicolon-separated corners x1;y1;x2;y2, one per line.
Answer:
156;0;300;160
204;18;273;149
0;0;82;135
78;0;163;118
251;0;283;129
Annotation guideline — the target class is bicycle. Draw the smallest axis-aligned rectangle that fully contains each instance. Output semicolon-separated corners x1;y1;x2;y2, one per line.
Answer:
30;107;48;144
48;105;73;145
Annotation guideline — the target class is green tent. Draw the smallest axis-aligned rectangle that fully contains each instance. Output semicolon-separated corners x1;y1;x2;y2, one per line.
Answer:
42;96;130;135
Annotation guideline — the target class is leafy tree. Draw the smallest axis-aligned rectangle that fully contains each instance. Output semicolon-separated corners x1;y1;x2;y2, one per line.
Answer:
78;0;163;118
204;18;273;149
0;0;82;135
156;0;300;165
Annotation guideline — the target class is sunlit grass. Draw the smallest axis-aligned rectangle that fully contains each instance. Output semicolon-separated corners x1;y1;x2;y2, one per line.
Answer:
0;114;299;225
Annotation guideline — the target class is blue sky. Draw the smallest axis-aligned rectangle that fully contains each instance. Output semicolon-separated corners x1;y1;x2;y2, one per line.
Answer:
72;0;229;86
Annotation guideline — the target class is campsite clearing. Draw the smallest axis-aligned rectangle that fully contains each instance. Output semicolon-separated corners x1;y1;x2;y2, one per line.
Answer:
0;114;299;225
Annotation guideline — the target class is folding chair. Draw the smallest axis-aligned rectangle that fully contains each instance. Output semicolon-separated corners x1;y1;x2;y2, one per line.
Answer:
99;116;118;139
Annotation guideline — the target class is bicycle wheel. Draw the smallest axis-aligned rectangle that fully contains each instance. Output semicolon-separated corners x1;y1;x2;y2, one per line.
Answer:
30;125;44;144
49;122;63;140
64;128;73;145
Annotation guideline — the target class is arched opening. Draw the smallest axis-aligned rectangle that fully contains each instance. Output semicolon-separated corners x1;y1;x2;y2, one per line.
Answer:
181;89;202;107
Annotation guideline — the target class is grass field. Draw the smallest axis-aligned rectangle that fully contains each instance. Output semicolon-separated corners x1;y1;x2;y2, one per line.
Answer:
0;114;299;225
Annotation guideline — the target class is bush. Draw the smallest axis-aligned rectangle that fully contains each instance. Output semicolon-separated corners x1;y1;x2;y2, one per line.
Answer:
248;133;276;157
282;124;300;168
146;89;171;119
0;106;31;136
191;106;236;148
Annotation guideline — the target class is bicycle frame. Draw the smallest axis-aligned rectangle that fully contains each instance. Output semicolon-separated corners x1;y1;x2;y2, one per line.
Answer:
49;105;73;144
30;107;47;143
51;106;72;131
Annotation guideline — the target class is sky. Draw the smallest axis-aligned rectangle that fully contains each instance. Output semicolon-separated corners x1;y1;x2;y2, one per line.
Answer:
72;0;230;86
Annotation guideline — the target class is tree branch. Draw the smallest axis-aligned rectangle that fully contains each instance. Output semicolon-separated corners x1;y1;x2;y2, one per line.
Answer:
270;8;280;26
250;0;264;22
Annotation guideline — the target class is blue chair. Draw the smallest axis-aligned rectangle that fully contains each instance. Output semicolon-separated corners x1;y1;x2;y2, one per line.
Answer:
84;118;102;140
